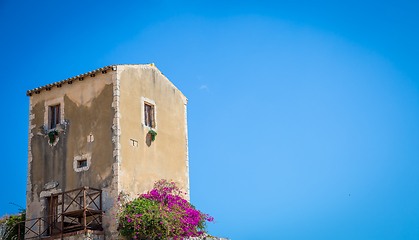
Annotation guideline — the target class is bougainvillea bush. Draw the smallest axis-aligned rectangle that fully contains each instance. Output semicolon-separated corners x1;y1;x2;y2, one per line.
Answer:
116;179;214;239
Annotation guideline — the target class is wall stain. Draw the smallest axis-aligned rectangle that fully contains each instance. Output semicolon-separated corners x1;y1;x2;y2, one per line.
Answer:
30;84;115;198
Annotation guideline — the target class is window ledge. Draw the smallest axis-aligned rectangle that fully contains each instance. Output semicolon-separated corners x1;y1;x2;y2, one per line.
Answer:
37;122;67;136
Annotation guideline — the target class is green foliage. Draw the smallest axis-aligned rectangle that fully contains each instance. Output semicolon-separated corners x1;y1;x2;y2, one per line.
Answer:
0;215;9;225
148;130;157;141
3;209;25;240
116;179;214;240
48;131;58;144
118;198;168;238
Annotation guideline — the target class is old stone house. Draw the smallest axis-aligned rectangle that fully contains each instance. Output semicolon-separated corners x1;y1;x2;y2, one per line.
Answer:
25;64;189;239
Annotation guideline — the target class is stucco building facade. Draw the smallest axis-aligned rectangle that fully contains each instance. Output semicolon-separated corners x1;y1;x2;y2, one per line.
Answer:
25;64;189;239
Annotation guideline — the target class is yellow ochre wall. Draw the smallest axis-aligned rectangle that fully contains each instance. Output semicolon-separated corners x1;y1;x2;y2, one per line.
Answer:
26;64;189;239
118;65;190;199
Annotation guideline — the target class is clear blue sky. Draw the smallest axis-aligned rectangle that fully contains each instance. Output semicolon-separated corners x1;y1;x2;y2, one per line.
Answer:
1;1;418;239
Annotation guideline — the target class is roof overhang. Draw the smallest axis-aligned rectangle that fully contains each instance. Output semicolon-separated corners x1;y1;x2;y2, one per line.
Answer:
26;65;118;96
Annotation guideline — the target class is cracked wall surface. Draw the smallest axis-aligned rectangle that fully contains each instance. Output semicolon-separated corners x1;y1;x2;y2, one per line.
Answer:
27;71;119;238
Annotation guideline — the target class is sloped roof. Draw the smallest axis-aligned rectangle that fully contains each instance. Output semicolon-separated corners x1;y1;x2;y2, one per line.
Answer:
26;64;159;96
26;65;116;96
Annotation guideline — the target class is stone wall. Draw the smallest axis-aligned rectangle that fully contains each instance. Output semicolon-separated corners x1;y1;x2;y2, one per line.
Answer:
54;230;105;240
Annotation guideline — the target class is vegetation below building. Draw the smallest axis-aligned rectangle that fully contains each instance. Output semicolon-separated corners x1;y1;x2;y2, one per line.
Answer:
116;179;214;240
0;205;25;240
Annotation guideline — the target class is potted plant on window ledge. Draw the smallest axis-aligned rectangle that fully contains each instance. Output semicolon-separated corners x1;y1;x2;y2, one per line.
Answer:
148;130;157;142
48;131;58;144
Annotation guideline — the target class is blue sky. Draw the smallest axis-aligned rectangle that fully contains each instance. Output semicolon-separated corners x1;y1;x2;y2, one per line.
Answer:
1;0;418;239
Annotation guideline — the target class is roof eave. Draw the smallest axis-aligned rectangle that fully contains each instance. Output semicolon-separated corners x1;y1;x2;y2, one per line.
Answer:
26;65;116;96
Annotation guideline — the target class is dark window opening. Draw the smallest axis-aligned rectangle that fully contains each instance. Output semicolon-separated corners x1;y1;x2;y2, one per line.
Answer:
50;104;60;129
46;195;59;235
77;159;87;168
144;103;155;128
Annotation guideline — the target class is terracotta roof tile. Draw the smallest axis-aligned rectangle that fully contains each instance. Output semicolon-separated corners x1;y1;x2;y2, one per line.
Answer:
26;64;159;96
26;65;117;96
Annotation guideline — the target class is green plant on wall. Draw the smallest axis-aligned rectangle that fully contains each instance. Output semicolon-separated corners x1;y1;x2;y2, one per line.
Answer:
2;203;25;240
148;130;157;142
48;131;58;144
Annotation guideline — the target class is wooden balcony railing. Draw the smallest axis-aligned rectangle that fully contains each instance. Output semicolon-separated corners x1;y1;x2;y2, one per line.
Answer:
3;187;104;240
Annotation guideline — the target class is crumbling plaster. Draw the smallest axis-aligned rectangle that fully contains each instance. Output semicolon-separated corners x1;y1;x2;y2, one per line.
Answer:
26;64;189;239
26;71;119;238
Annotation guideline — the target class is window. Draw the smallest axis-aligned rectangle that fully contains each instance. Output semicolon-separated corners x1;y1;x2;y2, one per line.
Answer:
141;97;157;130
49;104;60;129
144;102;155;128
77;159;87;168
44;97;64;131
73;154;91;172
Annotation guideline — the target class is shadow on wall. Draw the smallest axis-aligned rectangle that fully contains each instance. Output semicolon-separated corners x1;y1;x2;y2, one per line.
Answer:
146;133;151;147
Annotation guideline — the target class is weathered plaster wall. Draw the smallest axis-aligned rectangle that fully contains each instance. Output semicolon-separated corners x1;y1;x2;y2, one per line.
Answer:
26;64;189;239
118;65;190;199
27;71;119;238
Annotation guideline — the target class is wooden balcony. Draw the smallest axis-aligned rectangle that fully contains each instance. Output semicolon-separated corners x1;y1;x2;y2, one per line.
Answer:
3;187;104;240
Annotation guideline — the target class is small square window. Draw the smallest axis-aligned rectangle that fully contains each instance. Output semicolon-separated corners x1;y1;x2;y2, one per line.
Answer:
77;159;87;168
49;104;60;129
144;103;155;128
73;154;91;172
